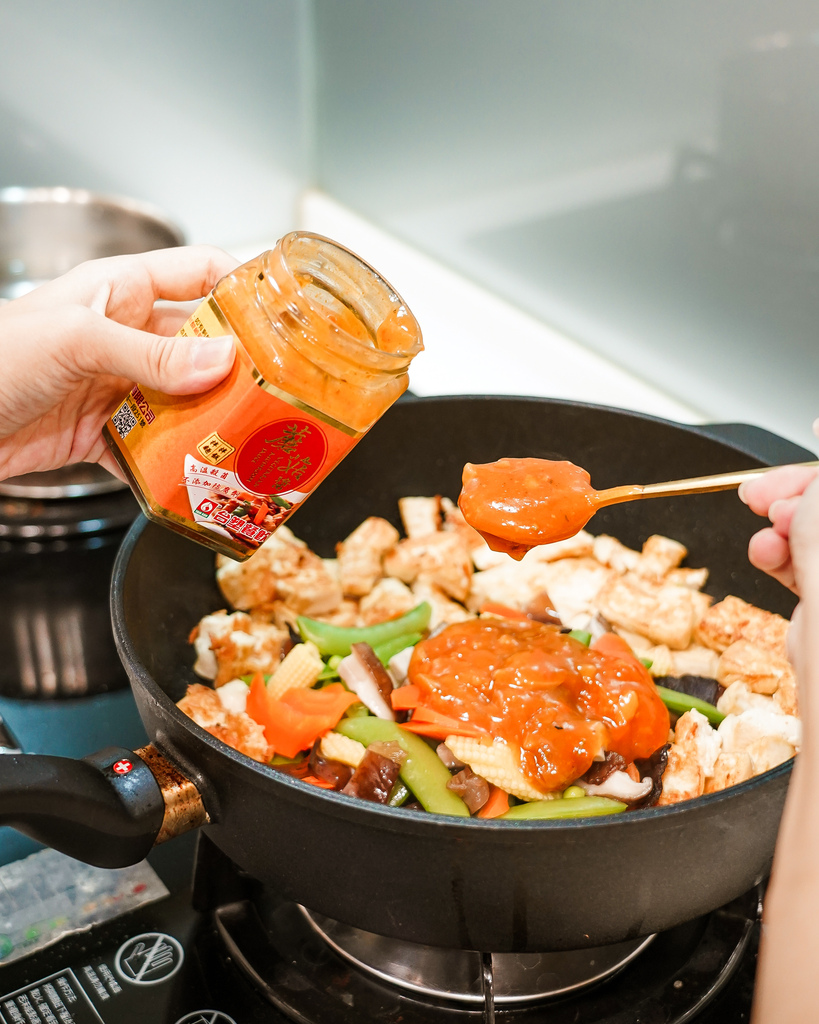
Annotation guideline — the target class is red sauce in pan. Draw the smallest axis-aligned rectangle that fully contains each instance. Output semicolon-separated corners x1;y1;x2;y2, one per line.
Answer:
409;619;669;794
458;457;599;559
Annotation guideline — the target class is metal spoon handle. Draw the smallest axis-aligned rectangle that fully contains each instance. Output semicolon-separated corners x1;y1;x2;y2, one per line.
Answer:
596;460;819;507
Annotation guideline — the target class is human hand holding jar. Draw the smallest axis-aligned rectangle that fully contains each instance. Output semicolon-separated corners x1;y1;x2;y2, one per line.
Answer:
0;245;238;482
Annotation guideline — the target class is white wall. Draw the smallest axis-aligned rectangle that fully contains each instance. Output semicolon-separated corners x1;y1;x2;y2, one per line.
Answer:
0;0;310;247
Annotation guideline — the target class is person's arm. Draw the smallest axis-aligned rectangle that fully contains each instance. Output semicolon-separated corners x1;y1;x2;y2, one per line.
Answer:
0;245;238;481
742;468;819;1023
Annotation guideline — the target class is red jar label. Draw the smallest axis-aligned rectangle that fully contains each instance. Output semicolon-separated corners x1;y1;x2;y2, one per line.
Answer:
235;418;328;495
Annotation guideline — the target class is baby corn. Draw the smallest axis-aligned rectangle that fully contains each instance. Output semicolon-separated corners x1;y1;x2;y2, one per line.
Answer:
444;735;554;802
266;641;323;700
321;730;367;767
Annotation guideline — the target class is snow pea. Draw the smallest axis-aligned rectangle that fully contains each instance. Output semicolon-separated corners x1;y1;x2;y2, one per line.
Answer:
655;685;725;726
568;629;592;646
373;632;423;665
499;797;627;820
298;602;432;658
388;782;410;807
336;717;469;817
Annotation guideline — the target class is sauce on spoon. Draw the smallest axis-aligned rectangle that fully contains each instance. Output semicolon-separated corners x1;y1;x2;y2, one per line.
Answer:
459;457;636;560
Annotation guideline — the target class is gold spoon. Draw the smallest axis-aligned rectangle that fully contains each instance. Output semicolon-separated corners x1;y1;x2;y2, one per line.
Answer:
459;457;819;558
593;460;819;509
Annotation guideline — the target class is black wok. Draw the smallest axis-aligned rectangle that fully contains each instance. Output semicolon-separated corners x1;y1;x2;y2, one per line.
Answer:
0;396;809;953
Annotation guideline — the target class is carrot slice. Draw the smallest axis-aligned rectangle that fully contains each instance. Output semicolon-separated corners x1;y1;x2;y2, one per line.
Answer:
253;501;270;526
246;678;359;757
411;706;485;731
591;632;642;666
391;684;421;710
402;708;486;740
477;785;510;819
247;676;276;731
281;684;359;717
400;722;457;740
302;775;336;789
479;601;530;622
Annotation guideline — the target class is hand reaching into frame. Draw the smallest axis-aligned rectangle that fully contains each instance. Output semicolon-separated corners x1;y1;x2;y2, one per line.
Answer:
0;245;239;482
739;459;819;594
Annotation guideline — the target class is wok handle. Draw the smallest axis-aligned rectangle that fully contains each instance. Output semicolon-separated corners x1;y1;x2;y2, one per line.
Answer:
135;743;210;845
0;743;209;868
697;422;817;464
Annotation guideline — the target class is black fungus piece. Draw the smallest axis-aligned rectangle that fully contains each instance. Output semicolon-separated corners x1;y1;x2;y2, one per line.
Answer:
632;744;671;809
525;590;563;626
583;751;627;786
437;742;466;771
656;674;724;707
342;749;401;804
446;766;490;813
308;739;353;790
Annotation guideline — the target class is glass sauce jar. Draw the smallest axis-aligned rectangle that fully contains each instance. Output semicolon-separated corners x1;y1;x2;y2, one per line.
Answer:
103;232;423;560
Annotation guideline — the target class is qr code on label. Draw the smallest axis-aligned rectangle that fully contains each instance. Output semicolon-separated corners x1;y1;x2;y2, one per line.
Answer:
112;401;137;439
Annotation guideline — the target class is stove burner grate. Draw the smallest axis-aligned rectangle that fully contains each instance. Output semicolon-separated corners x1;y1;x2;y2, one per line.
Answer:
299;905;655;1005
211;882;761;1024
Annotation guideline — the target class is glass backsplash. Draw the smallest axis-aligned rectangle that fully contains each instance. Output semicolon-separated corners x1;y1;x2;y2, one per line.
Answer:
312;0;819;450
0;0;308;247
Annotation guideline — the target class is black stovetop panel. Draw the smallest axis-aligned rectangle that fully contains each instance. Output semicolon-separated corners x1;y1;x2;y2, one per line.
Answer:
0;834;760;1024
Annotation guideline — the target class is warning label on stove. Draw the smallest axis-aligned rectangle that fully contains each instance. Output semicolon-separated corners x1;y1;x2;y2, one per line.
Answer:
114;932;183;987
0;969;104;1023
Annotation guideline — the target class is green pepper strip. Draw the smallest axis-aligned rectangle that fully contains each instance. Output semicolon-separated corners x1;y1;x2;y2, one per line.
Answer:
499;796;627;820
336;717;469;817
373;632;423;665
568;629;592;646
298;602;432;657
655;685;725;726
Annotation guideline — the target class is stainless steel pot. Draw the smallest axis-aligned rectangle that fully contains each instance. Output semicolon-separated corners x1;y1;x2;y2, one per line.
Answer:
0;186;185;500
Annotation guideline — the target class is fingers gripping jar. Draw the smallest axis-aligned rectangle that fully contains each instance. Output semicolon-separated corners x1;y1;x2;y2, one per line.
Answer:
104;233;423;560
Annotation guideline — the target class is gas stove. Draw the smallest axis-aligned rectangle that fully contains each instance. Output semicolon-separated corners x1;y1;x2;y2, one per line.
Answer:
0;828;761;1024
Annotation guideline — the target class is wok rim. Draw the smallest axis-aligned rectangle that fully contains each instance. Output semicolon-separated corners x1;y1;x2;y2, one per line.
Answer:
110;393;794;838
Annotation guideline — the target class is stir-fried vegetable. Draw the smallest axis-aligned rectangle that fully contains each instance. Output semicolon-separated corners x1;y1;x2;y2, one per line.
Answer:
654;685;725;726
336;716;470;817
247;678;359;758
477;785;510;819
388;781;411;806
591;632;643;662
342;746;403;803
568;628;592;646
391;684;421;711
402;707;486;740
338;643;395;720
297;602;432;657
499;796;627;820
372;631;423;665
